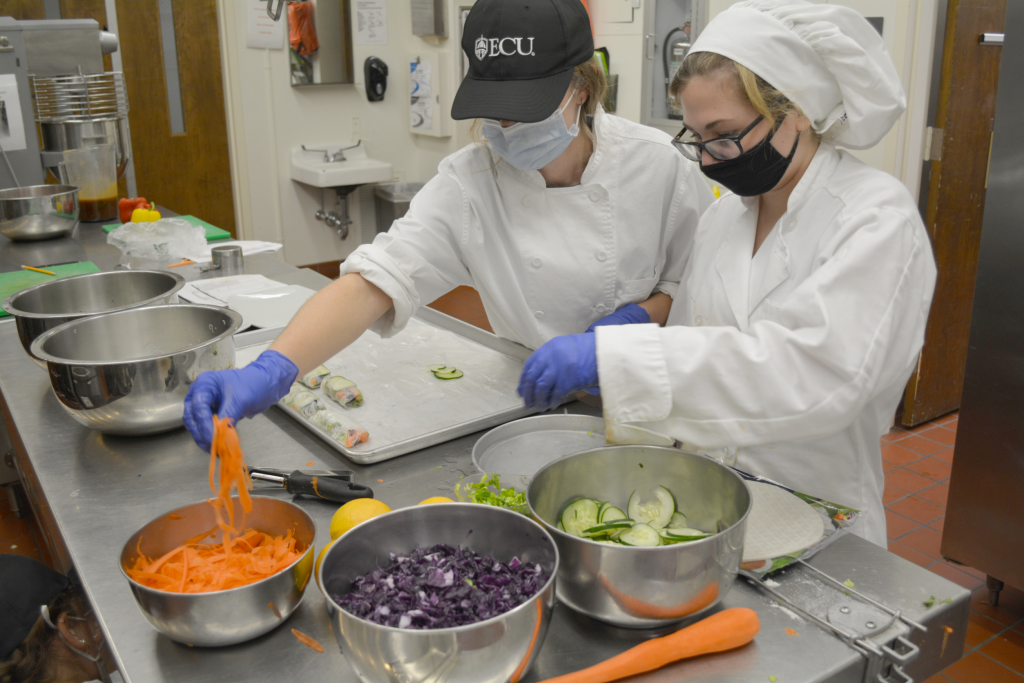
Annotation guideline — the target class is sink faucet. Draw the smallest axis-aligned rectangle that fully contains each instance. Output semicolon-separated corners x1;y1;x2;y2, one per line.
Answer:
302;140;362;164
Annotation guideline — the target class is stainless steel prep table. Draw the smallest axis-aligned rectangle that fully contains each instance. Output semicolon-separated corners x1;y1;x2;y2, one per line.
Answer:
0;222;970;683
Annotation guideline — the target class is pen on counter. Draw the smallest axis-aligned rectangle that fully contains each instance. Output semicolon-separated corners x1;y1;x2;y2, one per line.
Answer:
22;265;56;276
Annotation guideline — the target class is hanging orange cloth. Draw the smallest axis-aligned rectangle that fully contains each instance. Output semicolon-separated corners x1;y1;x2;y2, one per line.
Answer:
579;0;594;38
288;2;319;56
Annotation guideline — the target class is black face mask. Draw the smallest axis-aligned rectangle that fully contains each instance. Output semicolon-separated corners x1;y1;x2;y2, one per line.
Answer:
699;126;800;197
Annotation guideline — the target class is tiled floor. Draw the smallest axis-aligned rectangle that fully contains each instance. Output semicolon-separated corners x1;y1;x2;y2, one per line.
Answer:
3;285;1022;680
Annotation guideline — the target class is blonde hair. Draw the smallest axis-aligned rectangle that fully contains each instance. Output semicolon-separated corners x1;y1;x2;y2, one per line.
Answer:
469;57;609;148
670;52;819;139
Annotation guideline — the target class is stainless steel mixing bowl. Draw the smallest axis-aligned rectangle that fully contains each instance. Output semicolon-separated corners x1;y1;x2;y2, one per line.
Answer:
320;503;558;683
0;184;79;241
30;304;241;435
3;270;185;367
527;446;751;628
119;496;316;647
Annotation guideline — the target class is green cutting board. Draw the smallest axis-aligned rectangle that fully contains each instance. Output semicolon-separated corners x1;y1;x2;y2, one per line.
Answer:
102;215;232;242
0;262;102;318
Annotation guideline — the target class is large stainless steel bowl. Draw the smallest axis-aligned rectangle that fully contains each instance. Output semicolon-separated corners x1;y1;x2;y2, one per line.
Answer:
527;446;751;629
29;304;241;435
3;270;185;367
0;184;79;241
320;503;558;683
119;496;316;647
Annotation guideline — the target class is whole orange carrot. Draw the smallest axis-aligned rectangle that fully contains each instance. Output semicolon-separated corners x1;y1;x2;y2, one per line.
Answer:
536;607;760;683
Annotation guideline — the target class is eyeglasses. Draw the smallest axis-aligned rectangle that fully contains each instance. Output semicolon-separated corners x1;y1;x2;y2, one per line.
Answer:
672;115;766;162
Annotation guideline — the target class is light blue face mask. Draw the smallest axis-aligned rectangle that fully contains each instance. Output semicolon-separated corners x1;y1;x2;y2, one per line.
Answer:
481;89;581;171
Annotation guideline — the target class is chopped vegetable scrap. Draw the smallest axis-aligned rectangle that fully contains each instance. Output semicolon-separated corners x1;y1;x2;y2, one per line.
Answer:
558;485;715;547
459;474;527;512
306;462;314;467
534;607;760;683
769;677;778;682
124;417;305;593
923;596;935;608
291;628;324;653
843;579;855;588
785;628;798;636
333;544;549;629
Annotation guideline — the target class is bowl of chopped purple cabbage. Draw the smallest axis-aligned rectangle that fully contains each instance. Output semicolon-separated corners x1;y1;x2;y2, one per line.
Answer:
319;502;558;683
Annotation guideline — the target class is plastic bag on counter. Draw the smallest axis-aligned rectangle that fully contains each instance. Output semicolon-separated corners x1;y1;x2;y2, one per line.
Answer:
106;218;207;263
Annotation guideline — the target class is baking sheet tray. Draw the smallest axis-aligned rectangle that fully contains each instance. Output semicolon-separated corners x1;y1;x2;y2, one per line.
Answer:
234;307;535;464
472;414;606;475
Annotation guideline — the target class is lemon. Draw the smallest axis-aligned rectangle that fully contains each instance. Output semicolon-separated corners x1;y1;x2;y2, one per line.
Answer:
329;498;391;540
314;538;339;589
418;496;454;505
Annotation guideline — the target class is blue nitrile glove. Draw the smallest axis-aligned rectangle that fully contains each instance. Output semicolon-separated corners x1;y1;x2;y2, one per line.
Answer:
182;349;299;452
585;302;651;333
518;334;598;412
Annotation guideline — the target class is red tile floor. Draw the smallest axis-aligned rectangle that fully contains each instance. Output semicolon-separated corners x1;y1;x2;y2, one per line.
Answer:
3;285;1021;680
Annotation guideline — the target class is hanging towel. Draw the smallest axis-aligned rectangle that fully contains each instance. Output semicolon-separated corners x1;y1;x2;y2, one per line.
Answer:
289;2;319;56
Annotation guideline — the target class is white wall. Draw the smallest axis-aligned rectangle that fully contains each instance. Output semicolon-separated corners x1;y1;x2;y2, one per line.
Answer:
218;0;468;266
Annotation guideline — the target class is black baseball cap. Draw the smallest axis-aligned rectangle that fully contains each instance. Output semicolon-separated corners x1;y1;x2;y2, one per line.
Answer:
0;555;70;659
452;0;595;123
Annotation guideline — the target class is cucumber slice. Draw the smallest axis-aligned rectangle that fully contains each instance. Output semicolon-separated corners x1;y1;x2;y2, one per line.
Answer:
433;368;464;380
659;527;711;542
670;512;688;528
427;364;447;372
582;521;634;537
560;499;601;537
600;506;627;523
627;486;676;529
597;502;611;519
618;523;662;547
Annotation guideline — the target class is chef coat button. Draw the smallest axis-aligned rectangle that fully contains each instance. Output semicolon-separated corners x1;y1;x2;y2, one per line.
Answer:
589;191;601;202
534;311;544;319
596;304;607;313
531;257;542;268
694;315;703;326
596;251;607;262
523;197;534;208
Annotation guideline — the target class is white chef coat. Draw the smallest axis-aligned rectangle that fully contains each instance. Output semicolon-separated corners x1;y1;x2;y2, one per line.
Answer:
596;143;937;546
340;107;715;350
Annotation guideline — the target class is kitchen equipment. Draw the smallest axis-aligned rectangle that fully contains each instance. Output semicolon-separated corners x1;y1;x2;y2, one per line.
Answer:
62;144;117;222
527;445;751;628
320;503;558;683
248;467;374;503
472;414;606;476
2;269;184;366
209;244;243;275
31;71;131;188
29;303;242;435
233;306;535;464
119;496;316;647
0;185;79;241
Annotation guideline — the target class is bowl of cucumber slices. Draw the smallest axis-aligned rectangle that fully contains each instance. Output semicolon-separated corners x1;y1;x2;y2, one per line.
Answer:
526;446;751;628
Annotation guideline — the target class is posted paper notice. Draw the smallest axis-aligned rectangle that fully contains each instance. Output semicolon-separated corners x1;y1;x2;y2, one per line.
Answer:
410;61;432;130
356;0;388;45
247;0;285;49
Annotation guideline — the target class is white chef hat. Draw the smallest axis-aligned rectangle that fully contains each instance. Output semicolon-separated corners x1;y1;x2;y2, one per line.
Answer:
688;0;906;149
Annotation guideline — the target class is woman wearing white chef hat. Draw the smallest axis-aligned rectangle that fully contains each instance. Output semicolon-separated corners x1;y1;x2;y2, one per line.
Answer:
182;0;713;452
518;0;938;546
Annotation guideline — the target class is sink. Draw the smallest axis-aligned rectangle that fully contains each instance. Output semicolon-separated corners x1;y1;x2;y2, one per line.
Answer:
290;142;393;188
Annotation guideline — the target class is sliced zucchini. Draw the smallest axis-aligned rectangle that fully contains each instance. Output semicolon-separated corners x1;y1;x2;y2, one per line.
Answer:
560;499;601;537
618;523;662;547
670;512;688;528
427;364;447;372
627;486;676;529
433;368;464;380
600;506;627;523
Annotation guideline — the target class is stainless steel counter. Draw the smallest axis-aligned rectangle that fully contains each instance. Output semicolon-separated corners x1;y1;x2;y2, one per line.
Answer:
0;222;970;683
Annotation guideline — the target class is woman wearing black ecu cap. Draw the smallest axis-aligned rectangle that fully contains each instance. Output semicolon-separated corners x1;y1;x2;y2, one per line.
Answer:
183;0;714;450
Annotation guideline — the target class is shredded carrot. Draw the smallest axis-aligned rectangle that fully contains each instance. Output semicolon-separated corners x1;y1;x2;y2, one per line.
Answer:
785;628;799;636
306;461;314;466
292;628;324;653
125;417;304;593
